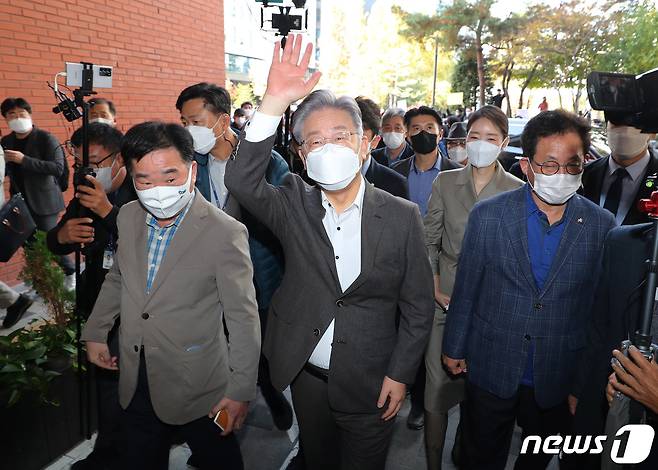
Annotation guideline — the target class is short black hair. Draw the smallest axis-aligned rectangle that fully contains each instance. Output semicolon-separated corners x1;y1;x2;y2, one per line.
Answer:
240;101;253;108
1;97;32;117
175;82;231;115
404;106;443;129
121;122;194;169
355;96;381;135
233;108;246;118
71;122;123;154
521;110;591;161
88;97;116;117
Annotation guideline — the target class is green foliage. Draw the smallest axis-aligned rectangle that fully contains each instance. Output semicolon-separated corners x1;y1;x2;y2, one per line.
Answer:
595;1;658;73
0;320;77;407
1;231;79;407
452;49;493;108
20;231;74;325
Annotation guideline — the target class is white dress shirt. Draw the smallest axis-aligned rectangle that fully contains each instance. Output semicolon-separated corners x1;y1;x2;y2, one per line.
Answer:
208;154;229;209
246;110;365;369
599;151;650;225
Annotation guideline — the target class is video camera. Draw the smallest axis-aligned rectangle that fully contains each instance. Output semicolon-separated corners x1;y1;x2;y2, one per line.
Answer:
587;68;658;133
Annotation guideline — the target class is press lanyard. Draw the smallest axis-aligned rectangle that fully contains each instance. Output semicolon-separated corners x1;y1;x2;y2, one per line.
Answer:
208;170;230;211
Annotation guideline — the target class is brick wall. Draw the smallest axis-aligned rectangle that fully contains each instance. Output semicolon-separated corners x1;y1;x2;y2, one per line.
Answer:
0;0;225;286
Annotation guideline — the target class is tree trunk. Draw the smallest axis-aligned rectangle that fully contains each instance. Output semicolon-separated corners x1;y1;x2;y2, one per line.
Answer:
557;88;564;109
518;62;539;110
502;60;515;117
572;83;583;114
475;22;486;107
431;37;439;108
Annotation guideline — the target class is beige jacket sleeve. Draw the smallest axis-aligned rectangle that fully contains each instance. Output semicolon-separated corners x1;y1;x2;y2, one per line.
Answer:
216;222;261;402
424;177;445;275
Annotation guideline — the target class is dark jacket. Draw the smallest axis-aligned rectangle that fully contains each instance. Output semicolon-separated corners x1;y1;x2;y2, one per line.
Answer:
581;149;658;225
443;186;616;408
1;126;65;216
47;176;137;314
391;153;461;178
371;142;414;168
225;133;434;414
572;223;655;440
364;157;408;199
195;149;289;311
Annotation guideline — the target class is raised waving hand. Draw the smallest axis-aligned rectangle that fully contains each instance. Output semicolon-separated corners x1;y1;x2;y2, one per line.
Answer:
260;34;322;116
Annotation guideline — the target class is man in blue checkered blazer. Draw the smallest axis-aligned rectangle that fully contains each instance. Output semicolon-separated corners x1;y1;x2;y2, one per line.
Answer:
442;110;616;470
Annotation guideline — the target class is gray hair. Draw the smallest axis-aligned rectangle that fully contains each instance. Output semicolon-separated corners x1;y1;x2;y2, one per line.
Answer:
381;107;406;126
292;90;363;144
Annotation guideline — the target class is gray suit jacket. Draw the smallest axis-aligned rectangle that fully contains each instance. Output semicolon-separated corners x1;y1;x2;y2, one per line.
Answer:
81;194;261;425
1;127;65;216
225;134;434;414
424;162;523;295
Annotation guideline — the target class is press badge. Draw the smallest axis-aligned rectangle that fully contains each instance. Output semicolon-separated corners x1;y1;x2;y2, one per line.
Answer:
102;248;114;269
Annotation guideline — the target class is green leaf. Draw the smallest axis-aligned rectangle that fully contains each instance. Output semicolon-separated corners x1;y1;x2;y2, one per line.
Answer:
8;389;21;407
22;346;48;361
0;364;23;373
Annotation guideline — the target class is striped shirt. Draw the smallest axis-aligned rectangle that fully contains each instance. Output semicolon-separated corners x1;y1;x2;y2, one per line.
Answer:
145;195;194;293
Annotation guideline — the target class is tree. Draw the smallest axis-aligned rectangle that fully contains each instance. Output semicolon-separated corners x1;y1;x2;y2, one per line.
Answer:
487;13;527;116
519;0;621;112
452;48;493;108
229;83;256;108
396;0;505;107
595;1;658;74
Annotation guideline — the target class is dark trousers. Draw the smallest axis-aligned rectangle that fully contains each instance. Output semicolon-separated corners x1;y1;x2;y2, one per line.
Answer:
115;354;243;470
92;326;121;458
410;360;426;412
290;367;395;470
461;380;571;470
30;212;75;275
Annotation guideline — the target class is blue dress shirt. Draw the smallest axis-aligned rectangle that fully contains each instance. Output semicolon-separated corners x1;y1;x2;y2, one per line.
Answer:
407;155;441;217
521;185;568;386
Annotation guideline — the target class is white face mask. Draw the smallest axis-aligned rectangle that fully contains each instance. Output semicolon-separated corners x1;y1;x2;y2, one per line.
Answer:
134;165;194;219
8;117;33;134
447;146;468;164
528;164;582;205
187;117;222;155
90;117;115;126
607;126;649;160
235;117;246;127
306;143;361;191
94;167;113;193
466;139;502;168
381;132;405;150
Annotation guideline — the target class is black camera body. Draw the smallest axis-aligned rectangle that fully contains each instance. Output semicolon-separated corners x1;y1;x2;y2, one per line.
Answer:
74;166;96;189
587;68;658;133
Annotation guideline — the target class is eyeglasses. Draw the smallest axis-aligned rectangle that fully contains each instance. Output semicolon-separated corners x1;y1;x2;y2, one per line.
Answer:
301;131;358;152
73;152;116;170
533;160;583;176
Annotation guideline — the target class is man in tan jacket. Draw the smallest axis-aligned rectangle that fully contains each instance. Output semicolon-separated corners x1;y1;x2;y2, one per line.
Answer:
82;122;260;470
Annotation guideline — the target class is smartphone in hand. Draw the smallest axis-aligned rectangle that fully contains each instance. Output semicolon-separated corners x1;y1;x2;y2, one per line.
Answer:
214;408;229;432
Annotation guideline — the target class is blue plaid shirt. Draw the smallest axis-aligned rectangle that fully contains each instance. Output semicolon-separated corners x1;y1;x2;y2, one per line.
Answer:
145;195;194;293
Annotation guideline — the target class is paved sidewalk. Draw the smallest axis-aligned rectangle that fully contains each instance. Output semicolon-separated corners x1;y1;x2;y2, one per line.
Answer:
2;285;556;470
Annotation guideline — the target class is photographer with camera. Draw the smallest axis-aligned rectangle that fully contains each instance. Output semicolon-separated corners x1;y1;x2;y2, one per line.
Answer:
567;222;658;469
46;121;135;470
566;67;658;470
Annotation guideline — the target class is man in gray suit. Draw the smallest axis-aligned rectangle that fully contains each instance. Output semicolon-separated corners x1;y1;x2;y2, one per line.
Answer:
82;122;261;470
226;35;434;470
